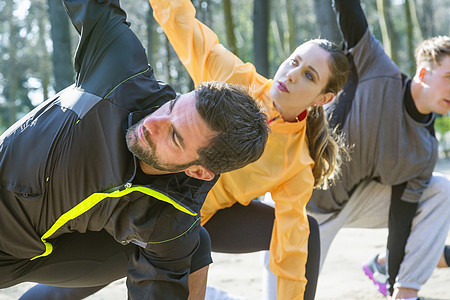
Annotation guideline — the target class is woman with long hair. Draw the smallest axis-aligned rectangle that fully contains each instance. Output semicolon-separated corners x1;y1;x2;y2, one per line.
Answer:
149;1;349;299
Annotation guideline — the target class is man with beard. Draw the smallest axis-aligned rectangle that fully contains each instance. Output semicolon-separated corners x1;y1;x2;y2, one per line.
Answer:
0;0;268;299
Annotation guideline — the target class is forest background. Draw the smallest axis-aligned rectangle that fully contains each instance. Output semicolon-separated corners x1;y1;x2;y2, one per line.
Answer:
1;0;449;154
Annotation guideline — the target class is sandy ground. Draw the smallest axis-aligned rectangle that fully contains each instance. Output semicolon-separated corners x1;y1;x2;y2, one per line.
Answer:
1;159;449;300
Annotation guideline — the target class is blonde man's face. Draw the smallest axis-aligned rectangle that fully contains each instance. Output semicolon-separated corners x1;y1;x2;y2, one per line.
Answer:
421;56;450;115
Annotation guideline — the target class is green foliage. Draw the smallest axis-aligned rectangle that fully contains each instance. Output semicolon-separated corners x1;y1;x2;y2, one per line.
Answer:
435;116;450;135
435;115;450;158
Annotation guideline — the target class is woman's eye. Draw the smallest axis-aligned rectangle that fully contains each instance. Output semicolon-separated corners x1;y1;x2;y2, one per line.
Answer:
289;59;297;65
306;72;314;81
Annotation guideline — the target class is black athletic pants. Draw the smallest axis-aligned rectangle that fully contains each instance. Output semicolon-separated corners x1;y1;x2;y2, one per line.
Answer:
204;200;320;300
16;227;211;299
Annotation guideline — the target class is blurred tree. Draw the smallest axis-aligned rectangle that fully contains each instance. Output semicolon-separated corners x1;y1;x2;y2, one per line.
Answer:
146;2;157;65
3;0;19;127
272;0;288;60
254;0;270;77
223;0;238;55
164;35;172;85
313;0;342;44
31;2;51;102
408;0;423;41
286;0;296;52
48;0;74;93
376;0;399;64
404;0;415;76
420;0;435;37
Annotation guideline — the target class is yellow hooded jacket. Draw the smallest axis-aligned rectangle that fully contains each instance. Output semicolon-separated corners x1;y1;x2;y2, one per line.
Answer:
150;1;315;298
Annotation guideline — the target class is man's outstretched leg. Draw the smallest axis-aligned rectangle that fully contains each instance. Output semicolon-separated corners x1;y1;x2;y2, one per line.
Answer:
20;285;108;300
16;230;133;300
18;226;213;299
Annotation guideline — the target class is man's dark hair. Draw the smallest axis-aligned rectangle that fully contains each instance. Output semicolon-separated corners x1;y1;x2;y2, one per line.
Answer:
194;81;269;174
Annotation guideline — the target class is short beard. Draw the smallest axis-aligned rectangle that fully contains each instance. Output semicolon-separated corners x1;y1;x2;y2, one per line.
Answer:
126;121;198;173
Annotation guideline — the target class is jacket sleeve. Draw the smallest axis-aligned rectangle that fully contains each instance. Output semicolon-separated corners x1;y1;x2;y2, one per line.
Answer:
332;0;368;49
62;0;150;98
149;0;268;88
269;167;314;300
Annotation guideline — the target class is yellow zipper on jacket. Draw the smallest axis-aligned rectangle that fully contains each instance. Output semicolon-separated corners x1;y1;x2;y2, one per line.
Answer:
30;184;196;260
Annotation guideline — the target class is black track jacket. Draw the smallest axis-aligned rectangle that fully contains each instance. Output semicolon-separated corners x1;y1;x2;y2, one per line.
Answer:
0;0;216;298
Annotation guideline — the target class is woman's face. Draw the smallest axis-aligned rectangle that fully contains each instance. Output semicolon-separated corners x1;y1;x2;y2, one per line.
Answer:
270;43;333;120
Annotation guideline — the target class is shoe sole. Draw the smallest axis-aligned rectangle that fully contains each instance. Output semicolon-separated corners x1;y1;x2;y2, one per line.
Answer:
362;264;388;296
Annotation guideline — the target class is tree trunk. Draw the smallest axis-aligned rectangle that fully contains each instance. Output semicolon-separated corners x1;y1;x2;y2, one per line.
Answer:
286;0;296;52
376;0;399;64
165;37;172;85
420;0;435;37
146;2;157;65
313;0;341;44
404;0;415;76
272;0;288;59
37;3;51;101
408;0;423;41
5;0;19;126
253;0;270;77
48;0;74;93
223;0;238;55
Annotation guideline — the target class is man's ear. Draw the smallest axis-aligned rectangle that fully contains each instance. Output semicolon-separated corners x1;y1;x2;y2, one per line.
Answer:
418;67;427;81
184;165;215;181
314;92;335;106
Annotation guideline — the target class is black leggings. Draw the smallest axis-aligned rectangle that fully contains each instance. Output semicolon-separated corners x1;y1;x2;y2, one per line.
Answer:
18;227;211;299
204;200;320;300
444;245;450;267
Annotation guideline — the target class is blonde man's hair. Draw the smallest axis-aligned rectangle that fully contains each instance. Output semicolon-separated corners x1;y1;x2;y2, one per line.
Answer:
415;36;450;69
